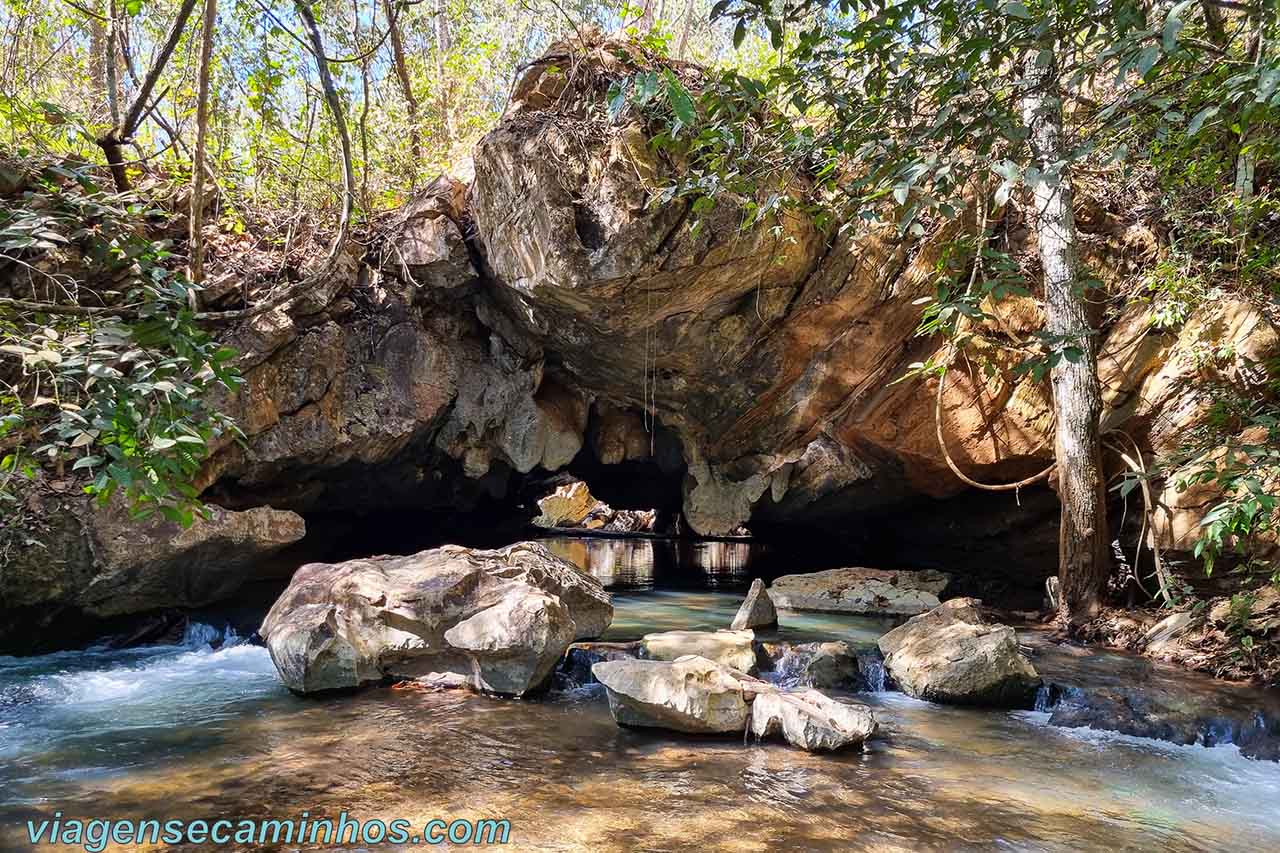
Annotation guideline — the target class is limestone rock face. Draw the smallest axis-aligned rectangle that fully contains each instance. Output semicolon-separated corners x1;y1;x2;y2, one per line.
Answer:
468;37;1063;537
877;598;1041;707
770;568;951;616
641;629;757;673
195;37;1276;569
259;541;612;694
592;655;752;734
731;579;778;631
749;688;877;752
0;474;305;654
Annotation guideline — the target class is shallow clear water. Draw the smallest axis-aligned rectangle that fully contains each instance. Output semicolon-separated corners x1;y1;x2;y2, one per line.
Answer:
2;537;1279;851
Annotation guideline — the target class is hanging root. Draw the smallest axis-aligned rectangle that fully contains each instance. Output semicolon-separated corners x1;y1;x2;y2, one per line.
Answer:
933;346;1056;492
932;197;1056;494
1104;429;1176;607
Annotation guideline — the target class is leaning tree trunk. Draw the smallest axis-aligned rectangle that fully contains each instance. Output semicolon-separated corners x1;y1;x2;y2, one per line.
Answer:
383;0;421;162
1020;44;1110;629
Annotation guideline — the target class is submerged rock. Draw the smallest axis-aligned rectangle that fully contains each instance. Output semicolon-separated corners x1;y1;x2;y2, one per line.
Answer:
770;568;951;616
730;579;778;631
558;640;642;687
592;655;752;734
877;598;1040;707
1047;686;1280;761
760;640;864;691
749;688;877;752
259;541;611;695
642;629;757;673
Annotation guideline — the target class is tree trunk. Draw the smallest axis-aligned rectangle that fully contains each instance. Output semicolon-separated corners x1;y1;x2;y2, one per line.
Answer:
89;11;107;109
1020;45;1110;629
433;0;454;146
188;0;216;286
676;0;694;59
97;0;201;191
383;0;421;161
1235;9;1266;201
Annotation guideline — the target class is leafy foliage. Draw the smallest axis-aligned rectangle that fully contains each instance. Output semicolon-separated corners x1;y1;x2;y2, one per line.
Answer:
1;163;241;524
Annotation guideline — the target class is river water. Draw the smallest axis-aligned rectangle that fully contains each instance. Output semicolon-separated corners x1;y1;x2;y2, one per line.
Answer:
2;536;1279;851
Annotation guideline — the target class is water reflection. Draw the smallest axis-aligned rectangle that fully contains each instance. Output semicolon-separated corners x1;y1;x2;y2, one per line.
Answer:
543;536;763;590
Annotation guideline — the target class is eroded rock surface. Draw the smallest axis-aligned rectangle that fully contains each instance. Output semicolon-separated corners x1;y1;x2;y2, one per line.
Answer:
592;655;751;733
878;598;1041;707
259;541;611;695
771;568;951;616
1;474;304;654
593;653;877;752
749;688;877;752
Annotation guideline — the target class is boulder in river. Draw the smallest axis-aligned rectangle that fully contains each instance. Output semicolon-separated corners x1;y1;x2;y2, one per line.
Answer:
877;598;1041;707
593;654;877;752
260;541;612;695
730;579;778;631
761;640;864;691
769;567;951;616
642;629;757;673
749;688;877;752
534;481;598;527
592;655;752;733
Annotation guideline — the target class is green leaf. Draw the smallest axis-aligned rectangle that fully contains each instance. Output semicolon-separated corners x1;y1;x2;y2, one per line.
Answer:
733;18;746;49
1186;105;1218;136
1001;2;1031;19
664;70;697;127
1163;0;1194;52
1135;45;1161;78
634;72;659;106
606;81;628;123
765;19;783;49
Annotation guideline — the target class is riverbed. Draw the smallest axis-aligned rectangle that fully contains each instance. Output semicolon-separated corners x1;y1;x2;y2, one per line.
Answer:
2;537;1278;851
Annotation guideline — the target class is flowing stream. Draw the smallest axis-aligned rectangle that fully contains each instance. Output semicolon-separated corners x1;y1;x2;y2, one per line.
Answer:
2;536;1279;851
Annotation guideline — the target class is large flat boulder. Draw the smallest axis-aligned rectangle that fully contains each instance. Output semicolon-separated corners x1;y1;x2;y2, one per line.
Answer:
642;629;757;673
877;598;1040;707
260;541;611;695
770;567;951;616
592;655;752;734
